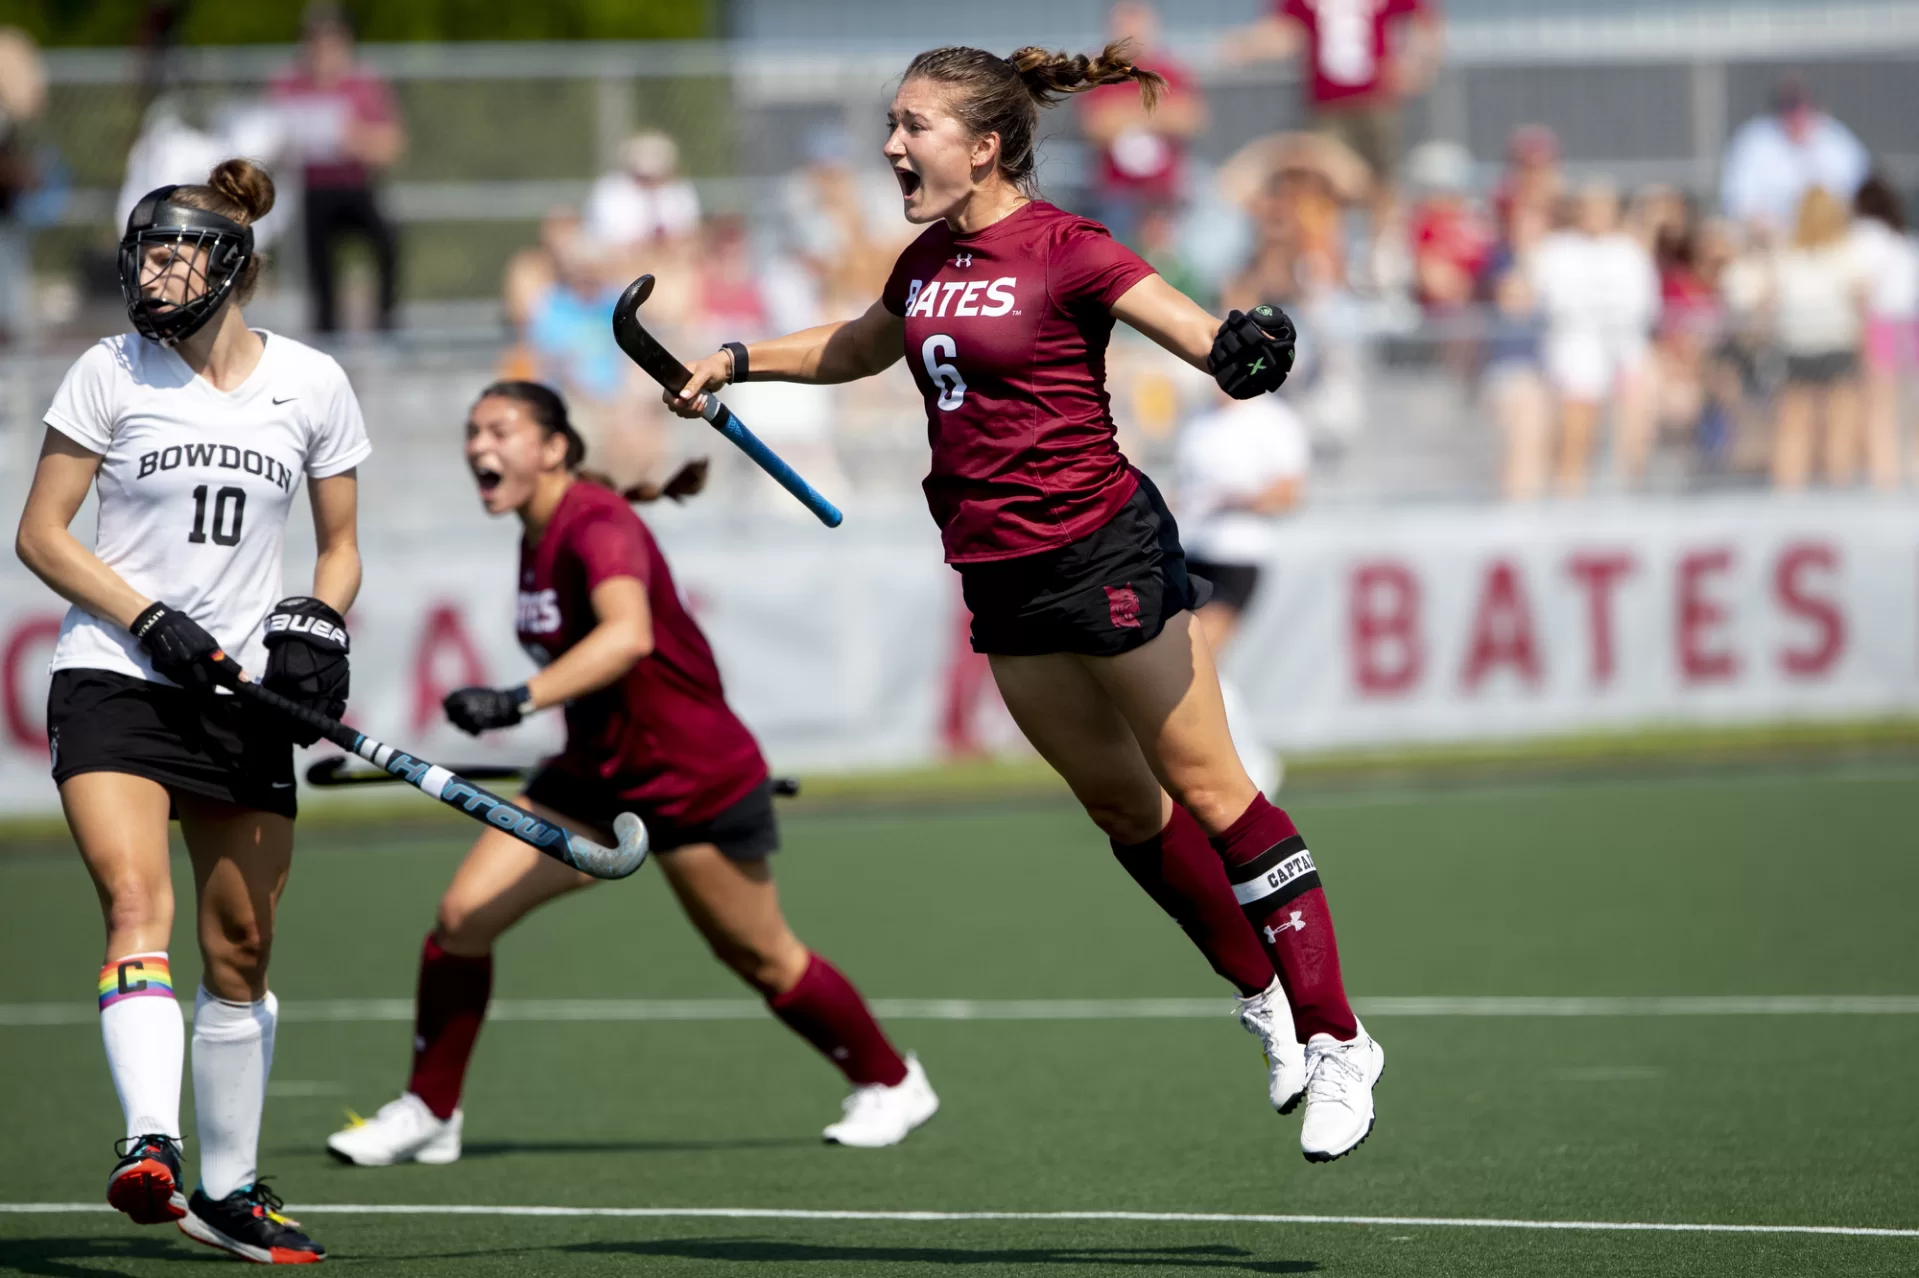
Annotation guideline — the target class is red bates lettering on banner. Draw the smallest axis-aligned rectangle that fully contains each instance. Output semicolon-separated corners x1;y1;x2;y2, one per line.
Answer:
413;604;490;733
1677;548;1739;683
1775;542;1844;677
1566;552;1636;686
1350;561;1422;695
1461;559;1542;690
3;616;62;754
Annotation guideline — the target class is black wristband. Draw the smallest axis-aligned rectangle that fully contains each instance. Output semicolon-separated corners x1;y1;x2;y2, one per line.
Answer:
722;341;750;384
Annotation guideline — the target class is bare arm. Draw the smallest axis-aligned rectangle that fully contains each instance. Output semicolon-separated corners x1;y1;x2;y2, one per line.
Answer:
1388;11;1444;97
1223;13;1304;66
667;299;905;413
1111;274;1224;374
523;576;652;711
307;469;362;614
14;429;151;629
1235;474;1303;516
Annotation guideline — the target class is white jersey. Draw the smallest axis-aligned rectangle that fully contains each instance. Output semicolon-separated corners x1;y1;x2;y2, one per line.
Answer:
1176;396;1310;566
43;330;372;686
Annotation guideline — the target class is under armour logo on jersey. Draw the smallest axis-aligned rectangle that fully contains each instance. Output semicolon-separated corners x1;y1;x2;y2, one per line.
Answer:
1263;912;1306;943
954;253;973;267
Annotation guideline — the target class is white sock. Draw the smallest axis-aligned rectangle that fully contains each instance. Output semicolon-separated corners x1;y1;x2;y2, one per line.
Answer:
191;986;278;1199
99;951;184;1140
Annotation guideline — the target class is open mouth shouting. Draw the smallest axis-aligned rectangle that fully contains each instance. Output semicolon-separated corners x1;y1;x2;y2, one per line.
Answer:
472;465;503;496
894;167;923;201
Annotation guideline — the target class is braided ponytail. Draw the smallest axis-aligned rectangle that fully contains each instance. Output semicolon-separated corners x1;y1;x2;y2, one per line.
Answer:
903;40;1164;195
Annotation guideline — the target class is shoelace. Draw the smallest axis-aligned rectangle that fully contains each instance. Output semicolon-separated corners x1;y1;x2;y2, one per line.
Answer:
240;1178;299;1227
1305;1043;1364;1110
114;1133;181;1159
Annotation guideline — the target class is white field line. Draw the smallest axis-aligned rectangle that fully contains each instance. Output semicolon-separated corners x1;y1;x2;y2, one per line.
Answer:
0;1201;1913;1237
5;994;1919;1027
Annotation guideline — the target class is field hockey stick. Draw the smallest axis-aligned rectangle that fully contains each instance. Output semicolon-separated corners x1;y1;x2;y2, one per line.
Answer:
305;756;528;787
611;274;844;528
215;658;648;880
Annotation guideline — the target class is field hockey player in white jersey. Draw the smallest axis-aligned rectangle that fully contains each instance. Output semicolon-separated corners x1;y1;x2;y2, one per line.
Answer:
14;159;371;1265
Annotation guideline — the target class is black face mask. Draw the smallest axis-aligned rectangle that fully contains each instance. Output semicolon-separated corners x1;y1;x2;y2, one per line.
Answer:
117;185;254;346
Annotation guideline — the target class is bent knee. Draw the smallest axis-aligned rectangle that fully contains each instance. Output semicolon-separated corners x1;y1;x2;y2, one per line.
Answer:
103;886;172;938
1078;794;1166;846
434;894;503;954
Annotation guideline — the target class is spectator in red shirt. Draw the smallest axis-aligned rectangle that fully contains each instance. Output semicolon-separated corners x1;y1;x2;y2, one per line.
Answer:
1078;2;1207;246
1404;140;1490;313
1230;0;1442;255
269;4;406;332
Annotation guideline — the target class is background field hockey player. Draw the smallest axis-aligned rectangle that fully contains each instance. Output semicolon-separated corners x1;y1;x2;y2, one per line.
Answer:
668;40;1382;1162
325;380;934;1167
14;158;370;1263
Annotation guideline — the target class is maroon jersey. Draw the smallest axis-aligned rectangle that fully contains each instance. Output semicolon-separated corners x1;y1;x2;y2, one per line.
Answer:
1278;0;1430;107
882;201;1157;563
516;480;765;823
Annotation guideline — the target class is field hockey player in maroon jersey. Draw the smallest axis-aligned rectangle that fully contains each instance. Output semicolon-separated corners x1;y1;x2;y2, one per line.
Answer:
668;42;1381;1162
327;381;935;1164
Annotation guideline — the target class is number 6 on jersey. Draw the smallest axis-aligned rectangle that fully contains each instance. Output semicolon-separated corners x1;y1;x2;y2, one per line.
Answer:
921;334;966;411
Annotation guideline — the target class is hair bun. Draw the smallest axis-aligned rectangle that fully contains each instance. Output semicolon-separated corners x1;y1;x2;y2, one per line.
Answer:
207;158;276;225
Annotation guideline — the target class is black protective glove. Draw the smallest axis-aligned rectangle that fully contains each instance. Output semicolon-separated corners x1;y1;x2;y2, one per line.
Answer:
262;596;351;746
443;684;531;737
1208;304;1297;399
130;602;228;693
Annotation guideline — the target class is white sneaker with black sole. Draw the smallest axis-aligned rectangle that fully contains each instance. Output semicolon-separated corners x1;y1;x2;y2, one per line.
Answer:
1300;1022;1385;1163
822;1054;938;1147
1235;978;1307;1114
325;1093;462;1166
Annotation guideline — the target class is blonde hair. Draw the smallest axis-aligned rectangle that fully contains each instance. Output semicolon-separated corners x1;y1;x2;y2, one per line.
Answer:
1792;185;1849;249
904;41;1164;196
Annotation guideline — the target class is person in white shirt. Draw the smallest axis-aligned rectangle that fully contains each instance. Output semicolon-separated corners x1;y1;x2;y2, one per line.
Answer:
1767;185;1871;490
1720;78;1870;238
582;130;702;263
13;160;369;1265
1850;175;1917;489
1177;391;1309;795
1529;180;1659;494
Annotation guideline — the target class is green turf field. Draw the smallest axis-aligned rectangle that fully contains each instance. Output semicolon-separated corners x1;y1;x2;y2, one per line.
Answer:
3;762;1917;1275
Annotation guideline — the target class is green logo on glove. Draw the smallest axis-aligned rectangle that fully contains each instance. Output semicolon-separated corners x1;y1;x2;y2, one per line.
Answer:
1249;356;1268;375
1254;305;1274;319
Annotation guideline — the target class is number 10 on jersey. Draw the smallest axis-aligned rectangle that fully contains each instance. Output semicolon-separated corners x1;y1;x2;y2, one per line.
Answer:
921;334;966;411
187;484;246;546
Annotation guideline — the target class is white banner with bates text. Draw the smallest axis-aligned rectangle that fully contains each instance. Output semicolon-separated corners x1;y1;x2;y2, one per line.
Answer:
0;495;1915;816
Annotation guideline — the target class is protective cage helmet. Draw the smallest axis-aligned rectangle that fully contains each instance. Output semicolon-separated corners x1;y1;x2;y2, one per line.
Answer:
117;184;254;345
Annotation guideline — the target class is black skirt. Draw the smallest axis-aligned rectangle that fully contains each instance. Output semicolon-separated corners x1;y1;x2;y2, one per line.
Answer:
48;668;297;818
958;472;1208;657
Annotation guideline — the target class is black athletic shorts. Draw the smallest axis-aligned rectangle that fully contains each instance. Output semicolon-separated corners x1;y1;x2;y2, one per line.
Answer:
47;668;297;819
958;472;1208;657
521;769;780;861
1186;559;1263;612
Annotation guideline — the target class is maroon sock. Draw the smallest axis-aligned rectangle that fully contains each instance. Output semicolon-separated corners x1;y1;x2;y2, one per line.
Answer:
1111;806;1277;998
767;953;909;1088
1209;797;1359;1041
405;934;493;1120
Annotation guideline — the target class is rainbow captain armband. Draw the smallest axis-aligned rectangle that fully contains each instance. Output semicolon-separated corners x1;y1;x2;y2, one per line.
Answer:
98;954;174;1011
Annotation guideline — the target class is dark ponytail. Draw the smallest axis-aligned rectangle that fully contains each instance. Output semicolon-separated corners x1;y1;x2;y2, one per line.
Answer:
475;379;709;504
903;40;1164;196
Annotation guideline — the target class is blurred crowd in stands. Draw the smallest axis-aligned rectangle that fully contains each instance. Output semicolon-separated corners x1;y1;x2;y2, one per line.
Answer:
3;0;1916;505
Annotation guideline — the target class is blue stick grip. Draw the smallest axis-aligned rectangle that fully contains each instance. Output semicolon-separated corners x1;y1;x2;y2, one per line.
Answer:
703;398;844;528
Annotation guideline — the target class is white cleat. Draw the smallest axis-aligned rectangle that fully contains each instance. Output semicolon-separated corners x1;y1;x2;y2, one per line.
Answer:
325;1093;463;1167
822;1053;939;1148
1236;978;1307;1114
1300;1022;1385;1163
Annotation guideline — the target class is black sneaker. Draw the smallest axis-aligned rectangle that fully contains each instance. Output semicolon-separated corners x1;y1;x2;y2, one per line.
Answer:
178;1181;326;1265
107;1134;187;1224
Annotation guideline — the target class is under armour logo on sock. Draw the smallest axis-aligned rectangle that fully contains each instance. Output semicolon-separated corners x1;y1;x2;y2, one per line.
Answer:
832;1047;850;1060
1263;911;1306;943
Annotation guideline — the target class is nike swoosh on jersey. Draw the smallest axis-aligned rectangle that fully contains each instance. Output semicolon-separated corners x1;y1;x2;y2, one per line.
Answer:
272;396;297;405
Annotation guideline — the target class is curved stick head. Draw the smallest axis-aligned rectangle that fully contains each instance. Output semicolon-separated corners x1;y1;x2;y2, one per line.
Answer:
616;273;656;319
563;810;651;880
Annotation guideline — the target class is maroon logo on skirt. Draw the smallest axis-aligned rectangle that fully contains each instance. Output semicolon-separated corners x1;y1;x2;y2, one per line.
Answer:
1104;583;1143;629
